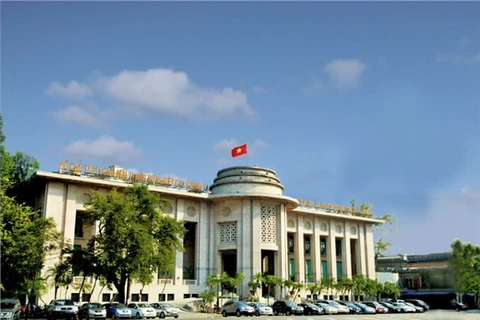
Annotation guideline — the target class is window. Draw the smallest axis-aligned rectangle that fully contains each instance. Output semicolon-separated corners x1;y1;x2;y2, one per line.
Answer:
305;260;313;283
167;294;174;301
335;239;342;257
289;259;296;281
82;293;90;302
158;294;166;302
102;294;111;302
71;293;80;302
131;294;139;302
304;236;311;255
183;294;190;299
336;261;343;279
320;238;327;256
74;211;85;238
141;294;148;302
191;294;199;298
321;261;328;278
288;234;295;253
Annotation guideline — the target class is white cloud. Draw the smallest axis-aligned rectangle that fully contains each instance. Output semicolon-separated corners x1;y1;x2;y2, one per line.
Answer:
437;52;480;65
381;187;480;255
96;68;257;121
45;81;93;100
324;59;367;90
64;135;142;163
52;105;112;129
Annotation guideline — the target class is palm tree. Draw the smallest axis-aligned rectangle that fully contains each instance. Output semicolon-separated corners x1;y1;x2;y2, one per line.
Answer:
205;274;221;307
47;261;72;300
248;273;263;301
337;277;354;301
262;275;281;304
231;272;245;298
352;274;367;301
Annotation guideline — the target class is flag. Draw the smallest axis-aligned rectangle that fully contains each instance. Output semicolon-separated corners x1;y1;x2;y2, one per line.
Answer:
231;144;247;158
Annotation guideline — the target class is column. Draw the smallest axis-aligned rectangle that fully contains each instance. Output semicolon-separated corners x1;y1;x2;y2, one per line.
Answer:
313;217;321;282
276;204;288;298
295;215;305;283
174;199;185;285
327;220;337;279
357;223;366;276
251;200;262;277
239;199;253;298
197;201;210;287
344;222;352;278
364;224;376;279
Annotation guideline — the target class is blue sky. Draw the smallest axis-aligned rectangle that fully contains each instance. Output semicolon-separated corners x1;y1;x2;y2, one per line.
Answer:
2;2;479;255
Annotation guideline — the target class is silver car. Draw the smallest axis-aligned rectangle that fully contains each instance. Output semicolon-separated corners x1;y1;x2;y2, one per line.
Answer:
221;301;254;317
0;299;21;320
247;303;273;316
78;303;106;320
150;303;180;319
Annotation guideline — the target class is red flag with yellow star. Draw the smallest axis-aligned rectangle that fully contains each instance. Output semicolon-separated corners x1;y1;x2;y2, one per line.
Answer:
231;144;247;157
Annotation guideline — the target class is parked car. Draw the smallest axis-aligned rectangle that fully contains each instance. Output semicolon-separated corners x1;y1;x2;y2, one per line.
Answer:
451;301;468;312
391;302;416;313
45;300;79;320
297;303;322;315
321;300;349;314
405;299;429;311
336;301;361;314
404;302;424;313
379;301;402;313
150;303;180;319
351;302;375;314
102;303;131;319
313;303;337;315
221;301;254;317
271;300;303;316
362;301;388;313
0;299;21;320
78;303;106;320
126;303;156;319
246;303;273;316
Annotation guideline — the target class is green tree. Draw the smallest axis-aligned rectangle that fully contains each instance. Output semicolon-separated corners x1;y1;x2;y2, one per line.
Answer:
83;185;186;304
0;114;61;302
450;239;480;297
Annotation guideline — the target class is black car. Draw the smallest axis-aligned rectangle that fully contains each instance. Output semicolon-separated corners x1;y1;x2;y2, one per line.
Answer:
405;299;430;311
271;301;303;316
297;303;322;315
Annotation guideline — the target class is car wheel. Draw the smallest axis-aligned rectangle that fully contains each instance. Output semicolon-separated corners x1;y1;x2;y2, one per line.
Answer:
401;309;405;313
159;313;165;319
222;310;227;317
236;310;241;317
255;311;260;317
285;310;291;316
174;317;178;319
273;310;278;316
136;313;141;319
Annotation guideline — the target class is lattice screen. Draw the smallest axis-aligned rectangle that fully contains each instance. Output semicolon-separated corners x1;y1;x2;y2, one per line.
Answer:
261;204;277;244
219;222;237;245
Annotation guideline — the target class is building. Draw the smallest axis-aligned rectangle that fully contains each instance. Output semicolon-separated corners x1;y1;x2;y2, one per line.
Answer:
377;252;455;292
30;162;384;304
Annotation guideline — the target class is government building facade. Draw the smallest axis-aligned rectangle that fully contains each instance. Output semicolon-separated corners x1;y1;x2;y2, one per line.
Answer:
31;162;383;304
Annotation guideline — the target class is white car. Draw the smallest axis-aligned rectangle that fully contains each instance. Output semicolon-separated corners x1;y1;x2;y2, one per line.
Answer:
315;303;337;314
126;303;156;319
247;303;273;316
392;302;416;313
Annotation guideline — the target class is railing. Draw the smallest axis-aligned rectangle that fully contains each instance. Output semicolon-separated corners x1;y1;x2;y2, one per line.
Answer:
183;279;197;285
157;279;173;285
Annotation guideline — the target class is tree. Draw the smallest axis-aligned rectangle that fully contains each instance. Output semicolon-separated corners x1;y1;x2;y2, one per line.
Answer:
450;239;480;297
83;185;186;304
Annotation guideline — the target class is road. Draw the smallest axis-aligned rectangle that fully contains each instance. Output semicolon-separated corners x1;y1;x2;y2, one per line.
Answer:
177;309;480;320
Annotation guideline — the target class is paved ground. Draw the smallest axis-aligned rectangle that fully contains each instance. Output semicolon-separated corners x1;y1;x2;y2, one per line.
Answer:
182;309;480;320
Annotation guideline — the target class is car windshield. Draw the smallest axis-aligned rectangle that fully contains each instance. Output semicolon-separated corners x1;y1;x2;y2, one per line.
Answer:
328;301;340;306
137;304;151;308
88;303;103;308
113;304;126;308
235;302;249;307
56;300;75;306
306;303;316;308
382;302;393;307
256;303;268;307
160;304;173;308
1;302;16;309
285;301;297;307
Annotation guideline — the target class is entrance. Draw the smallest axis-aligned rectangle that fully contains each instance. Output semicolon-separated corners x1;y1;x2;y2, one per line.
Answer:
221;250;237;277
261;250;275;297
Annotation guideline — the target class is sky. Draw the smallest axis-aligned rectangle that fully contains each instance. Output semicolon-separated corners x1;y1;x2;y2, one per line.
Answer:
2;1;479;255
